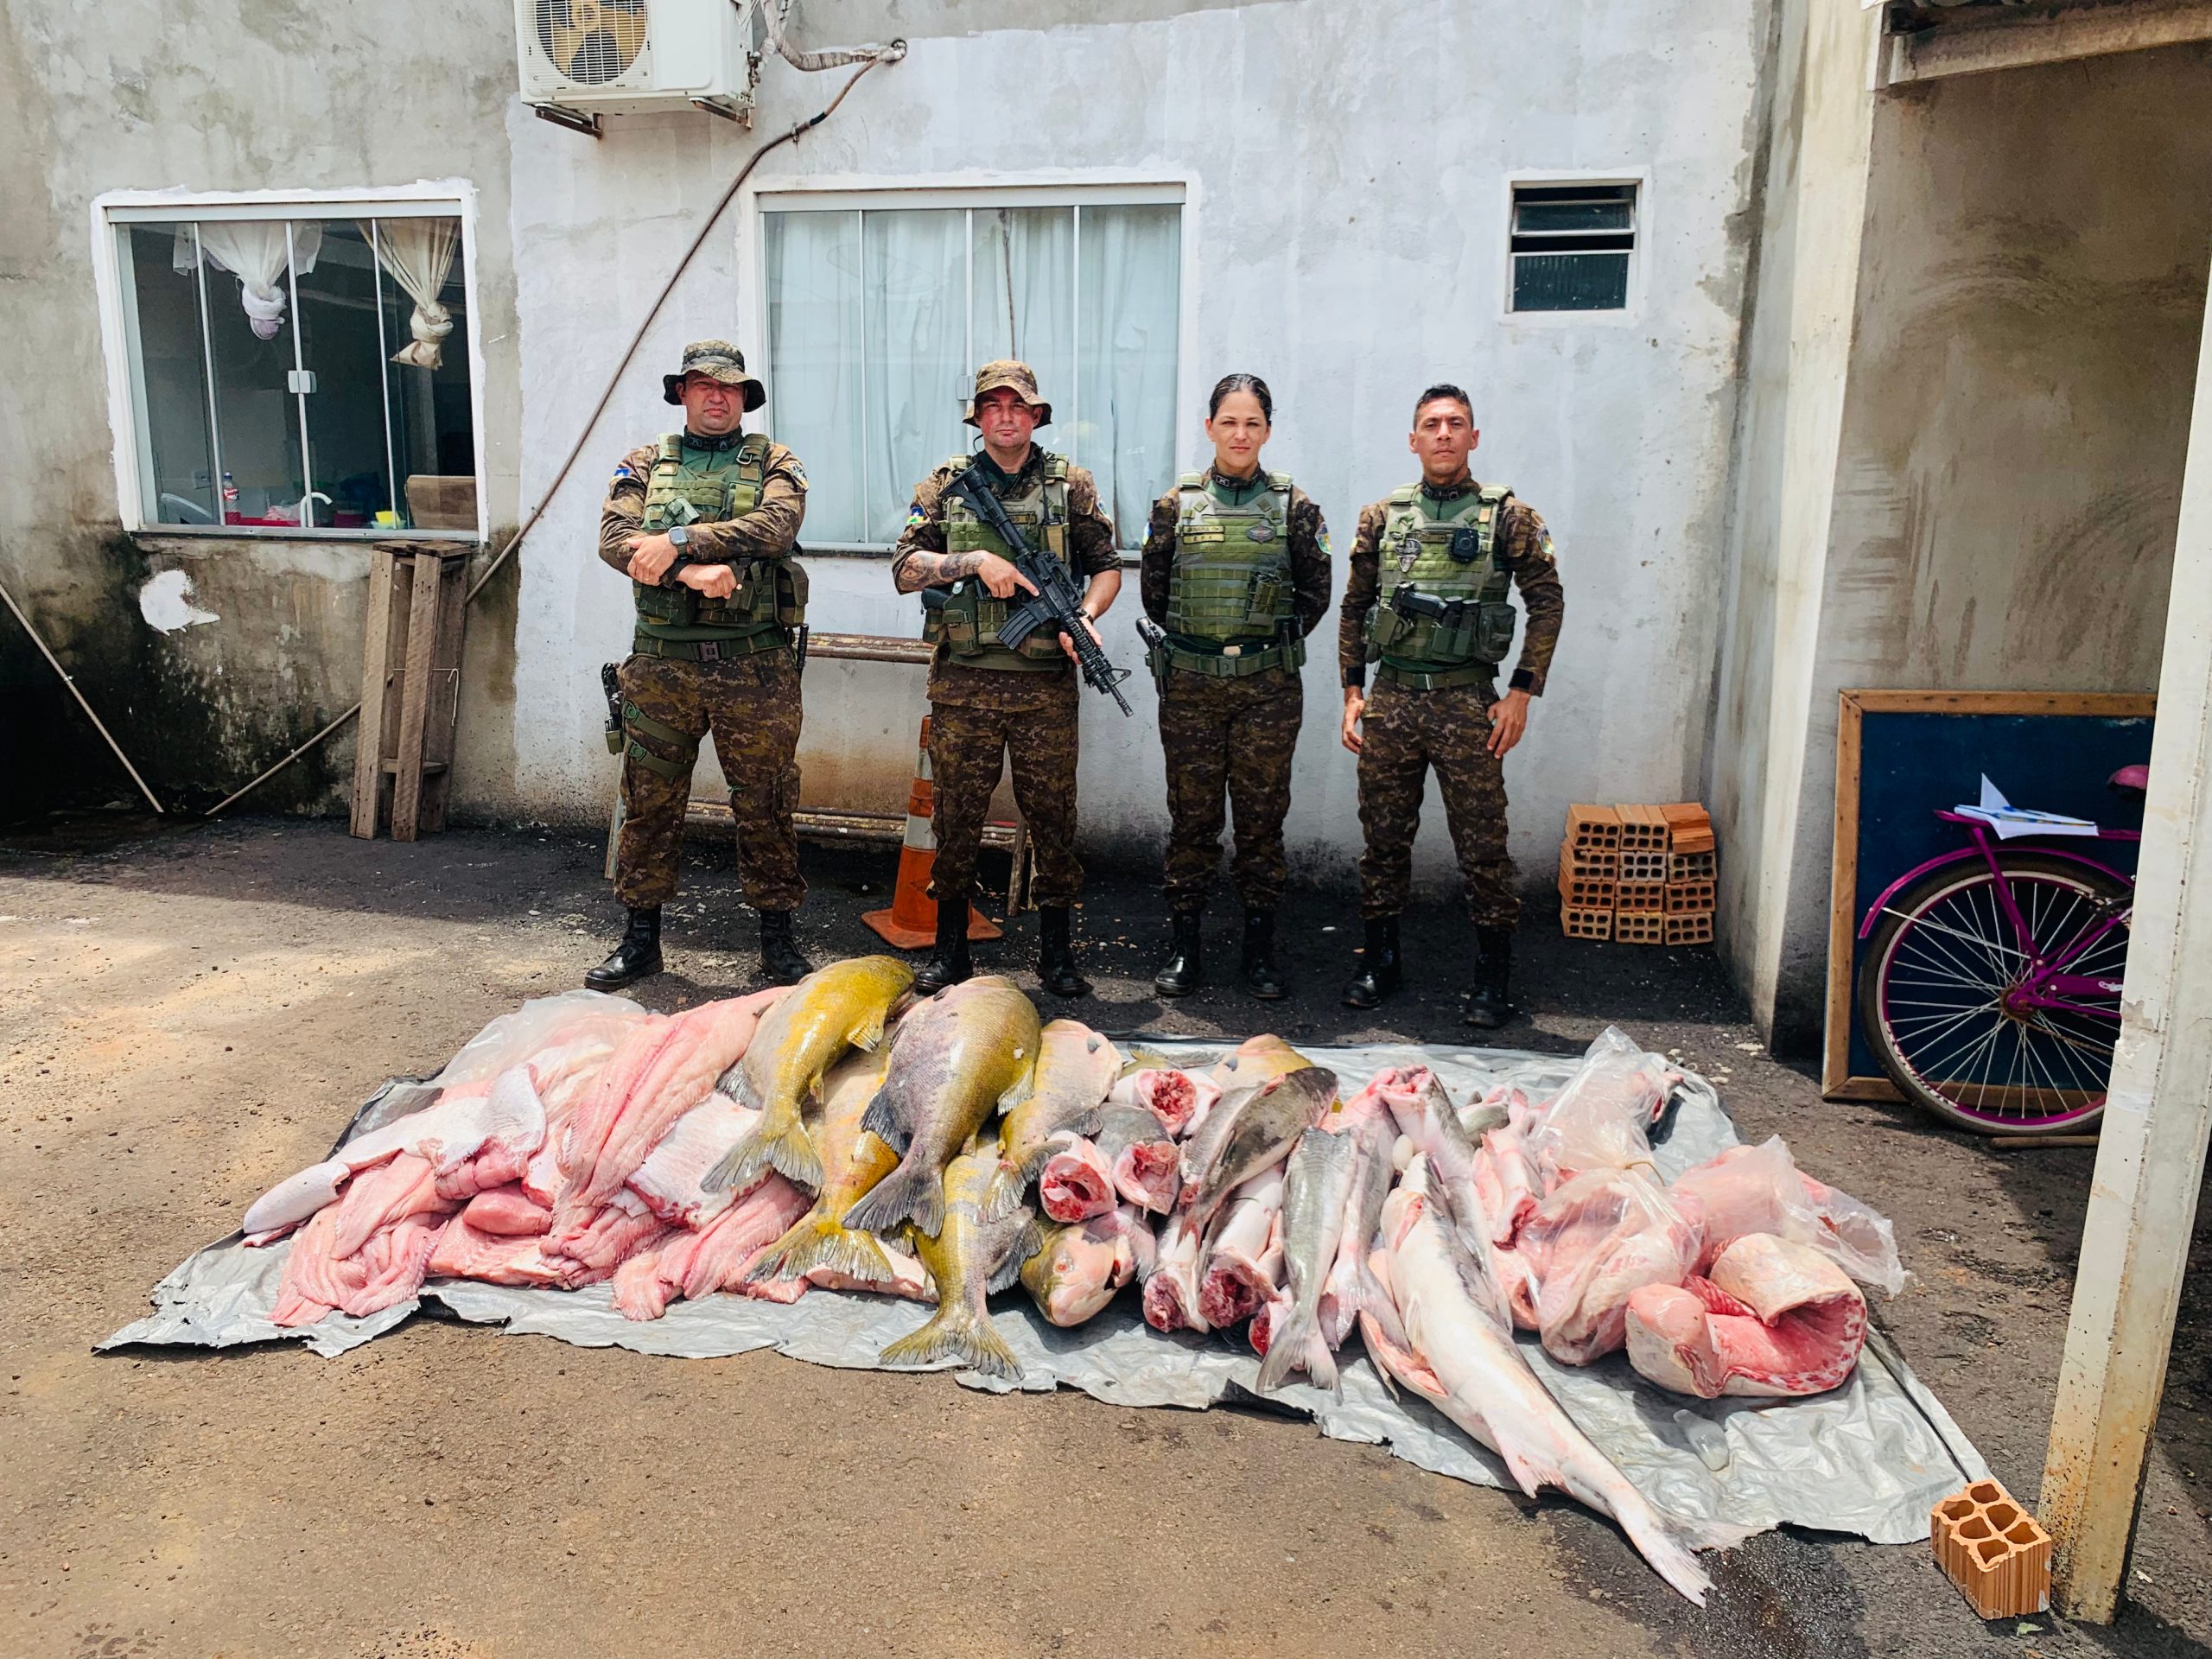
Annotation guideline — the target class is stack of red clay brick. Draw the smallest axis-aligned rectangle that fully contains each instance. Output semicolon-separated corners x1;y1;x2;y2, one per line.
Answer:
1560;803;1716;944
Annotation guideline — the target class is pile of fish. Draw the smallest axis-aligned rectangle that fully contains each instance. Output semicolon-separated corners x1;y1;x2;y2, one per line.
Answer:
238;960;1907;1604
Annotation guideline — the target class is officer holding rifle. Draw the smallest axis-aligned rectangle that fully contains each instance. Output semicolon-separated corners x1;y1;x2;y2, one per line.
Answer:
889;359;1123;999
1338;383;1565;1027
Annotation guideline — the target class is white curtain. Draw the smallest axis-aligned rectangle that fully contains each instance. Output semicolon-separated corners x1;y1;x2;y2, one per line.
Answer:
1076;203;1180;543
175;220;322;339
862;208;969;545
764;209;865;542
361;217;461;370
971;207;1074;416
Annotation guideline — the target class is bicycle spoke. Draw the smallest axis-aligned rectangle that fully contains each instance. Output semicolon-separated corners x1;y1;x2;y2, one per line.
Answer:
1891;912;2008;995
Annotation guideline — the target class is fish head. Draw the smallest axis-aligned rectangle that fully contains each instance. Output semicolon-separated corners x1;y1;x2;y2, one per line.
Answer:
1037;1019;1122;1102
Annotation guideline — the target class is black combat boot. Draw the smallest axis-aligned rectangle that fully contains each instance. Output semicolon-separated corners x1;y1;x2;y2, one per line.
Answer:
1465;924;1517;1029
1154;909;1205;998
1341;915;1402;1010
1037;906;1092;999
586;906;663;991
912;899;972;995
758;909;813;987
1241;908;1286;1001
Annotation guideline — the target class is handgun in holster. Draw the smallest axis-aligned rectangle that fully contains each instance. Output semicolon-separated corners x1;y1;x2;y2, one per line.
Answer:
601;663;623;755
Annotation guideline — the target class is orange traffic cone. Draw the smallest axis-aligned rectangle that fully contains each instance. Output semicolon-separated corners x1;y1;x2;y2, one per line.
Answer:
863;717;1003;949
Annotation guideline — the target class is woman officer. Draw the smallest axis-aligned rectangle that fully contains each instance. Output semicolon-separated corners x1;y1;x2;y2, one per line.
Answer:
1139;373;1332;999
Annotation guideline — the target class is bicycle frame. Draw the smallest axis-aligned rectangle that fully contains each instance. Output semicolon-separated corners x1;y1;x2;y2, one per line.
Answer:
1857;810;2138;1020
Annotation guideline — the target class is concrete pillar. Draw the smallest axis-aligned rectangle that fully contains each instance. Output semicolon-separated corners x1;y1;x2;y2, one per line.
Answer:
2040;263;2212;1624
1707;0;1884;1037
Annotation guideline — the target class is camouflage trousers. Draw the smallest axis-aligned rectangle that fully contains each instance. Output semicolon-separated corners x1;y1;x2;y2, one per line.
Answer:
613;649;805;913
1157;665;1304;912
927;664;1083;910
1356;678;1518;925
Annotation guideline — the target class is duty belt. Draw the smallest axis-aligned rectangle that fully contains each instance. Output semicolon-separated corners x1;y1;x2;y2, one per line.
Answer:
630;629;788;663
1153;634;1305;681
1375;660;1496;692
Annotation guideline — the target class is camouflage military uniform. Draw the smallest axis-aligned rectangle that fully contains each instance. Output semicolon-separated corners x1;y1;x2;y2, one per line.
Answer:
599;431;810;912
1139;472;1332;912
891;449;1119;910
1338;477;1564;925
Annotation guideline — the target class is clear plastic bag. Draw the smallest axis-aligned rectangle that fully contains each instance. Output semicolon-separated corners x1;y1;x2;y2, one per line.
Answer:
1522;1026;1678;1190
1516;1166;1703;1365
1668;1137;1906;1298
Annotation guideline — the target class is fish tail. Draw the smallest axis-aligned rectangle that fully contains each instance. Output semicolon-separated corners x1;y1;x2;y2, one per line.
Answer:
1255;1300;1327;1395
749;1211;896;1285
878;1300;1022;1382
841;1157;943;1239
1607;1487;1728;1608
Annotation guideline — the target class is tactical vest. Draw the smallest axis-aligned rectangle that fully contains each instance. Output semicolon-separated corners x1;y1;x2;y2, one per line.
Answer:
1362;482;1517;690
1152;470;1306;682
632;431;806;660
922;454;1074;673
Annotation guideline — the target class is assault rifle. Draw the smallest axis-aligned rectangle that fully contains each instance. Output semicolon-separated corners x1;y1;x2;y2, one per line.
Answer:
944;464;1134;716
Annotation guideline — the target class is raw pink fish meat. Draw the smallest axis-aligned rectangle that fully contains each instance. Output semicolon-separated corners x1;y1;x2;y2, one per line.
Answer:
553;987;788;1237
460;1184;551;1236
1515;1166;1702;1365
613;1176;812;1320
1197;1166;1286;1329
1666;1138;1905;1294
1108;1067;1220;1138
546;1192;676;1277
242;1065;547;1236
428;1218;569;1287
1038;1132;1117;1223
1625;1233;1868;1397
329;1153;454;1259
626;1093;765;1225
273;1202;454;1326
1357;1156;1749;1605
1471;1118;1540;1245
1093;1103;1180;1212
1141;1212;1207;1332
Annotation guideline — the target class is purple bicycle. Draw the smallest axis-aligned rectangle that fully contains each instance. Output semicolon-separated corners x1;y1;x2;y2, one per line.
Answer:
1854;768;2144;1135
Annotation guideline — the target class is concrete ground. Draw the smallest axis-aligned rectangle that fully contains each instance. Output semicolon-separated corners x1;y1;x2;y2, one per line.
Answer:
3;812;2208;1659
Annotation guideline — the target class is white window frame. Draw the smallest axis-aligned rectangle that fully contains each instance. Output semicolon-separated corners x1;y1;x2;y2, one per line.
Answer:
1497;168;1651;327
736;170;1202;555
91;181;488;542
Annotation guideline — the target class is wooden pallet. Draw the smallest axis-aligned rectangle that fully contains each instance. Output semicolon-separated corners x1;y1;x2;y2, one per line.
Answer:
352;543;467;841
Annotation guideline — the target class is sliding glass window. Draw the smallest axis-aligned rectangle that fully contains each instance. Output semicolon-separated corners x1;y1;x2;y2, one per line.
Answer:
111;207;477;533
763;193;1182;550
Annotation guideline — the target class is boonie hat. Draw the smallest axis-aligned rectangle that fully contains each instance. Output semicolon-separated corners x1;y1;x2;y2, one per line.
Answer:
664;339;766;411
963;359;1052;429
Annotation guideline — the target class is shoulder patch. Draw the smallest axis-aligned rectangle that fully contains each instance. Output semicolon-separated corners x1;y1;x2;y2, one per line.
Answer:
786;456;808;489
905;501;928;530
612;464;636;482
1317;524;1332;558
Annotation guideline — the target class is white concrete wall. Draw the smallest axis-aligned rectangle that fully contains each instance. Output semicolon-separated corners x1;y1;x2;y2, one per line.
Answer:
1764;43;2212;1046
505;0;1771;887
1712;35;2212;1049
0;1;522;817
1705;0;1882;1039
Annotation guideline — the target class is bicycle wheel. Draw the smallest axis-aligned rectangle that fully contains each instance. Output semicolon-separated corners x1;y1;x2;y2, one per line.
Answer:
1856;850;2129;1135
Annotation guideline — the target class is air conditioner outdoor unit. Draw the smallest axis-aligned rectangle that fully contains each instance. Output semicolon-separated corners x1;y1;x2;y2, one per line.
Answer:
516;0;763;130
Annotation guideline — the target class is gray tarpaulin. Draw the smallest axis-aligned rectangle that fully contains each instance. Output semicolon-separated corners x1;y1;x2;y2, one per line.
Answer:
102;1039;1986;1546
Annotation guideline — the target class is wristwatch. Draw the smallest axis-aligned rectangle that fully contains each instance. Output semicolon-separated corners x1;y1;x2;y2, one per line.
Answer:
666;524;691;550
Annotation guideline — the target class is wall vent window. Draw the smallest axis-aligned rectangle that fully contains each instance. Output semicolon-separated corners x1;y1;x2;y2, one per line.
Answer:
110;207;476;534
1509;182;1637;314
762;194;1182;548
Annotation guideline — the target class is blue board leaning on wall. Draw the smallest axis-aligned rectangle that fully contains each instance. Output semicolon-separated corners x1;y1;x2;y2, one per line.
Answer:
1823;690;2156;1102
